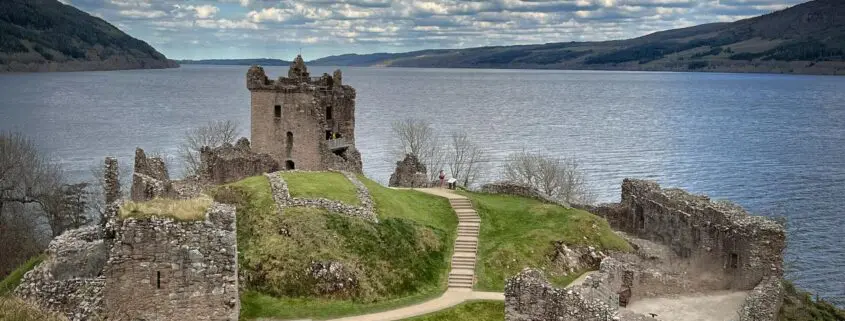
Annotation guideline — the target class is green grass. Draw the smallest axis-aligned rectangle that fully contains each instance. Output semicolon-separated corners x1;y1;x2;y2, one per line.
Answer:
241;289;442;320
358;175;457;232
401;301;505;321
458;191;633;291
0;255;44;296
779;280;845;321
281;171;361;206
211;174;456;320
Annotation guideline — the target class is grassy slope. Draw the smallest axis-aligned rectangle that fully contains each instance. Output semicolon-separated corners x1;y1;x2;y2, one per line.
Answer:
0;255;44;296
779;280;845;321
459;191;632;291
401;301;505;321
282;171;361;206
213;174;456;320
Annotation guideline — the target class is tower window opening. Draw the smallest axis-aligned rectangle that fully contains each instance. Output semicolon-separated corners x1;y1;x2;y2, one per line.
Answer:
326;106;333;120
274;105;281;118
286;132;293;158
156;271;161;289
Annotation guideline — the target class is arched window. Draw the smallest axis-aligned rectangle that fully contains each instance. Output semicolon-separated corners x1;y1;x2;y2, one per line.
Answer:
285;160;295;170
286;132;293;158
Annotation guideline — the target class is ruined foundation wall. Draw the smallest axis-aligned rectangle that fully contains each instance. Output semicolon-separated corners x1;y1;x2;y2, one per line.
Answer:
102;203;239;321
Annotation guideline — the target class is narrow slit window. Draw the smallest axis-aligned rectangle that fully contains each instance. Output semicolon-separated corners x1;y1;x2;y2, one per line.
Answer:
274;105;281;118
156;271;161;289
326;106;333;120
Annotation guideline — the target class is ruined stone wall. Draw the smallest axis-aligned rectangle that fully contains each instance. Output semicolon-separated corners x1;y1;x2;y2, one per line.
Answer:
613;179;785;290
199;137;279;185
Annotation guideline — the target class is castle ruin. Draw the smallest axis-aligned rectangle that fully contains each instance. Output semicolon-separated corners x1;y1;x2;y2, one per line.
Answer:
246;55;362;173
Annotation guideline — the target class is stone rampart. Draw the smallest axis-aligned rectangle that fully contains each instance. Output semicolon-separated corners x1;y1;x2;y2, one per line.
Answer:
264;171;377;223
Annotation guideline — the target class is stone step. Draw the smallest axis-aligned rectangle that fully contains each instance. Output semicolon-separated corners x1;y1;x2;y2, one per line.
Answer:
457;232;478;237
448;283;473;289
455;240;477;245
452;257;476;262
458;222;480;227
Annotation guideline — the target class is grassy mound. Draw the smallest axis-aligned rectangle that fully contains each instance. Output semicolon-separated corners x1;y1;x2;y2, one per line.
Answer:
402;301;504;321
779;280;845;321
119;196;211;221
0;296;66;321
459;191;632;291
0;255;44;296
212;174;456;320
281;171;361;205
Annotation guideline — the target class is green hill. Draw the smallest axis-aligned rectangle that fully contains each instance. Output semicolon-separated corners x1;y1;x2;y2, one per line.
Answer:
0;0;177;72
310;0;845;75
212;174;456;320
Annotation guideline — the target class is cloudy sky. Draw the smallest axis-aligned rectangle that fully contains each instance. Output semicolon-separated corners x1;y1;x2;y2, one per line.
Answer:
61;0;805;60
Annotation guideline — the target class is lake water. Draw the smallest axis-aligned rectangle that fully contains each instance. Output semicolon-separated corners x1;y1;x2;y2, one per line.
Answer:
1;65;843;305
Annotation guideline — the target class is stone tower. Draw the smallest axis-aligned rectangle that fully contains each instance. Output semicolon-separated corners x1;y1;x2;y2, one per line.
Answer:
246;55;362;173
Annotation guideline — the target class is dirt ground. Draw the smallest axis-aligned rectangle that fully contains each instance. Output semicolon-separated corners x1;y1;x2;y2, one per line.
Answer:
623;291;749;321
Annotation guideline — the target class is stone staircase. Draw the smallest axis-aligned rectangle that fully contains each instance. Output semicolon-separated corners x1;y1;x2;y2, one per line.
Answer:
448;197;480;290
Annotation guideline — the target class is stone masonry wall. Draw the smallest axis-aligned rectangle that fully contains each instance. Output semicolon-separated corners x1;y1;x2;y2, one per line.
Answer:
102;203;239;321
388;153;428;188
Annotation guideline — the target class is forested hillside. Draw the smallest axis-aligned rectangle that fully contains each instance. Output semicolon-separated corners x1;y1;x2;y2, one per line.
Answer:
0;0;177;72
310;0;845;75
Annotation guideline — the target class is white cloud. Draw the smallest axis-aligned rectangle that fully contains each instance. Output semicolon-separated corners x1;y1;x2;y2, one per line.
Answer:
118;9;167;19
193;5;219;19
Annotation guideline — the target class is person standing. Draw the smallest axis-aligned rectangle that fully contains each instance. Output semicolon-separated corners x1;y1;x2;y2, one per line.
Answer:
439;170;446;188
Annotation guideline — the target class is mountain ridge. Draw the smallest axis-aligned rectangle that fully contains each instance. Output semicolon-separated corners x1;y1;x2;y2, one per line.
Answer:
305;0;845;75
0;0;177;73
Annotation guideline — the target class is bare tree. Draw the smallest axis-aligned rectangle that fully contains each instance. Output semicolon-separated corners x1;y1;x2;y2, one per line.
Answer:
391;118;444;181
0;132;84;274
446;131;486;187
502;151;595;205
178;120;239;177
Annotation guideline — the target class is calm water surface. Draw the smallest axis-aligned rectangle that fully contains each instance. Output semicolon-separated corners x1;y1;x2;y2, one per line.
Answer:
1;65;843;305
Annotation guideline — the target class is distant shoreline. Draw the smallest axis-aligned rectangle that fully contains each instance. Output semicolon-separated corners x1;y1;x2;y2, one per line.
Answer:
0;59;180;73
179;60;844;77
